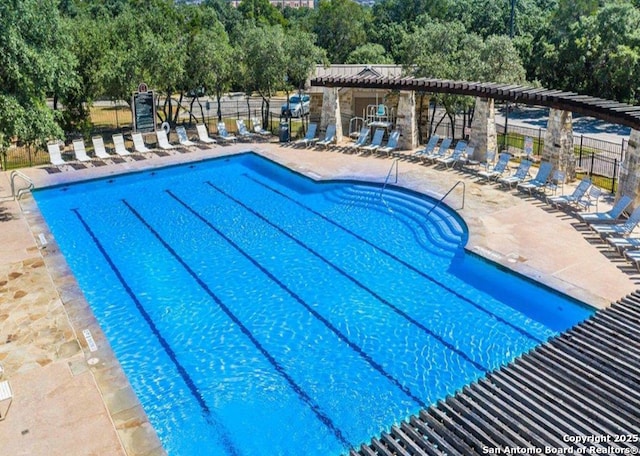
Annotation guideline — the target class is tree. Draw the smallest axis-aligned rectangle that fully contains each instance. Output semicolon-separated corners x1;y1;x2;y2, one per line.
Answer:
237;0;285;26
0;0;76;154
313;0;370;64
345;43;394;64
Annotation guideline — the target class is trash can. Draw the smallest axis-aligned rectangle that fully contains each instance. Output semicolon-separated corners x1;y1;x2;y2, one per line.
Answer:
279;121;290;143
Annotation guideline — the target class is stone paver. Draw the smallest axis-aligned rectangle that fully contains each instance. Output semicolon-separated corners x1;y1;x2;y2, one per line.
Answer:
1;140;638;454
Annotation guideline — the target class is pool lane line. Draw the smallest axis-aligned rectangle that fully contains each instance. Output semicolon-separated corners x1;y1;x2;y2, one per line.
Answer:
120;200;351;449
70;209;241;456
244;175;543;345
165;190;428;410
205;182;489;374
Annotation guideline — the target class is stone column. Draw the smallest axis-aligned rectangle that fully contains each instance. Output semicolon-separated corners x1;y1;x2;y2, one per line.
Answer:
468;97;497;162
542;108;576;181
320;87;342;142
618;129;640;211
395;91;418;150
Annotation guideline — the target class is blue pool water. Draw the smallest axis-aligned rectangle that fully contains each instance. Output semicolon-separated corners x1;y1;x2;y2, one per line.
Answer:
34;153;593;455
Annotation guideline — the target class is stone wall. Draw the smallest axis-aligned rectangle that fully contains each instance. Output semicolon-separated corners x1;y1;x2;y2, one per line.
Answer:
542;108;575;181
320;87;342;141
395;91;418;150
618;129;640;211
468;97;497;163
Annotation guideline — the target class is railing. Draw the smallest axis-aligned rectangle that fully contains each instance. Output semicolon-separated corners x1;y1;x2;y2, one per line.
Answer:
379;158;400;211
10;170;34;200
426;180;465;217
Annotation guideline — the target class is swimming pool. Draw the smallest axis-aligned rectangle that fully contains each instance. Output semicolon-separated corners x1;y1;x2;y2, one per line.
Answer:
34;153;593;455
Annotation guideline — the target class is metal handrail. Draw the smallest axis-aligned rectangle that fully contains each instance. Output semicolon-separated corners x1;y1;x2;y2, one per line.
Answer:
380;158;399;198
10;170;34;200
426;180;465;216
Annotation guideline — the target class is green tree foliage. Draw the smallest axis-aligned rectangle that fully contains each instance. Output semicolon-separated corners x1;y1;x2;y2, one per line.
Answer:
345;43;394;64
238;0;285;26
313;0;371;64
0;0;75;151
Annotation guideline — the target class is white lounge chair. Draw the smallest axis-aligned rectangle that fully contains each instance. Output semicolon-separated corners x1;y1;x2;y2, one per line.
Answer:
47;142;67;166
175;126;196;147
92;136;112;159
378;130;401;157
360;128;385;155
196;124;216;144
216;122;237;143
579;194;632;224
236;119;256;141
112;134;132;156
132;133;152;153
156;129;176;150
252;117;272;137
72;139;92;162
294;123;318;147
316;124;336;149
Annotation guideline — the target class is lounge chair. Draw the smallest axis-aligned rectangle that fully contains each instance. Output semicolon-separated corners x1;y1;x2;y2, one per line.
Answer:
589;206;640;239
132;133;152;153
92;136;112;159
47;142;67;166
517;161;553;196
477;152;511;182
422;137;452;164
252;117;272;137
466;149;495;174
236;119;256;141
544;170;565;195
436;141;467;168
176;126;196;147
112;134;132;156
623;248;640;270
360;128;385;154
347;127;370;152
578;194;632;224
294;123;318;147
156;129;176;150
576;185;602;212
378;130;400;157
548;177;591;208
498;159;532;188
606;234;640;253
411;135;440;161
72;139;93;163
216;122;237;143
316;124;336;149
196;124;216;144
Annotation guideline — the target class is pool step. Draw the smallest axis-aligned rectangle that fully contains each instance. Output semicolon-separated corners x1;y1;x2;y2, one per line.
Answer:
348;291;640;455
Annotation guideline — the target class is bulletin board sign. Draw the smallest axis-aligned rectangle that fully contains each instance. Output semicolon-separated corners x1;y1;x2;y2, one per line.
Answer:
132;89;156;133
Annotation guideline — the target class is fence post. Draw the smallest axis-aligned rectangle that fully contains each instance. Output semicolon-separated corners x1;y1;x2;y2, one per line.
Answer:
612;158;618;194
589;151;595;177
579;135;584;163
622;138;626;160
537;128;542;156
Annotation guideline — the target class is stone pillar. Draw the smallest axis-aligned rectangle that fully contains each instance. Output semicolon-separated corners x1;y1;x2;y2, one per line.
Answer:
395;91;418;150
542;108;575;181
468;97;497;162
320;87;342;142
618;129;640;211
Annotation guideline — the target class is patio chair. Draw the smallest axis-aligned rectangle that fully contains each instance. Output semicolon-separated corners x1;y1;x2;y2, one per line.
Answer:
92;136;112;159
156;129;176;150
606;234;640;253
294;123;318;148
576;185;602;212
436;141;467;168
47;142;67;166
548;177;591;208
544;170;565;195
132;132;153;153
176;126;196;147
216;122;237;143
498;159;532;188
412;135;440;161
316;124;336;149
252;117;272;137
360;128;385;154
196;124;217;144
347;127;370;152
578;194;632;225
112;134;132;156
421;137;452;164
378;130;400;157
477;152;511;182
589;206;640;239
72;139;93;163
517;161;553;196
236;119;256;141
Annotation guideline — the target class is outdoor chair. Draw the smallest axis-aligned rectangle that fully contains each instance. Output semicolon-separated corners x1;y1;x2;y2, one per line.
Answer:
92;136;112;159
411;135;440;161
46;142;67;166
548;177;591;208
112;134;133;156
316;124;336;149
132;132;153;153
498;159;532;188
216;122;237;143
377;130;400;157
347;127;370;152
196;124;216;144
236;119;256;141
422;137;452;164
517;161;553;196
294;123;318;148
156;129;176;150
176;126;196;147
252;117;272;137
360;128;385;154
578;194;632;225
436;141;467;168
589;206;640;239
477;152;511;182
72;139;93;162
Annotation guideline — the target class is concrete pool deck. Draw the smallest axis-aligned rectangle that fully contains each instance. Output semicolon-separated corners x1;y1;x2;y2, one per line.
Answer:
0;141;638;455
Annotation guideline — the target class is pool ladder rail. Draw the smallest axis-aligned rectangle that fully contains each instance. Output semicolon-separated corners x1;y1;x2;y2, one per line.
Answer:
426;180;465;216
9;170;35;200
380;158;399;210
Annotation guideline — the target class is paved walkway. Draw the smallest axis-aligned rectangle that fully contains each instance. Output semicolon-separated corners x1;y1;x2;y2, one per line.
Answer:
0;141;638;455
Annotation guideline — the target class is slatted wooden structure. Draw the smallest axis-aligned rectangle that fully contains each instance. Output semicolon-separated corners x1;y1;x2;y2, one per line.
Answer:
347;291;640;455
311;76;640;131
